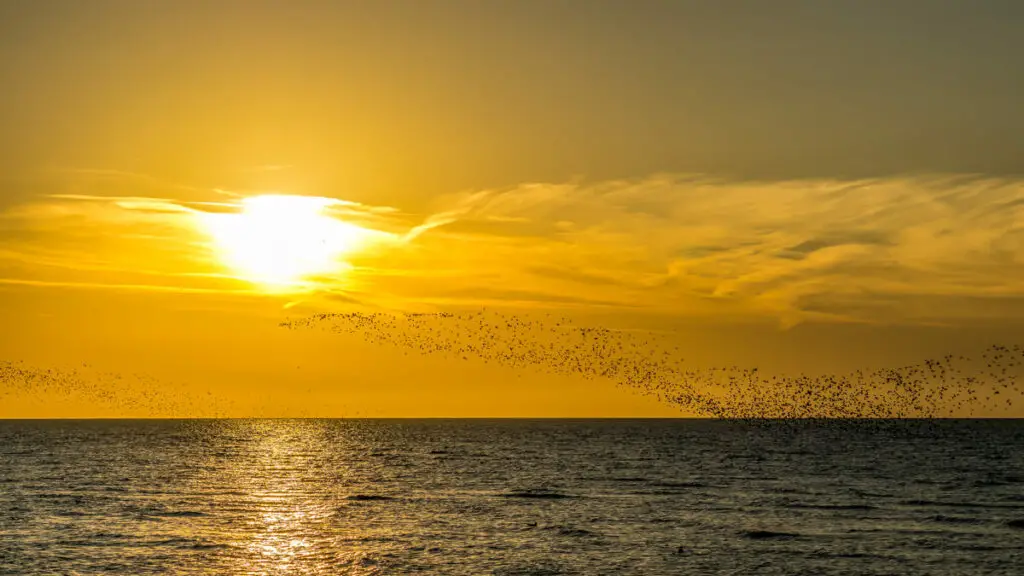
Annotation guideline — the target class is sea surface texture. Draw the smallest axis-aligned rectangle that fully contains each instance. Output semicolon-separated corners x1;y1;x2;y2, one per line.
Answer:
1;419;1023;575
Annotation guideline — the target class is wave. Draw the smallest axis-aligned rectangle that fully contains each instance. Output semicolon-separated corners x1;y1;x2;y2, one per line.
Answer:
146;538;229;550
740;530;801;540
902;499;1024;509
53;510;88;517
345;494;396;501
501;489;576;500
494;564;563;576
651;481;707;489
538;525;598;537
151;510;207;518
784;503;876;511
931;514;985;524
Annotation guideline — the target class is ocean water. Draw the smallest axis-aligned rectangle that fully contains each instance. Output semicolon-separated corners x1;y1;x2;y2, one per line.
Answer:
1;420;1023;575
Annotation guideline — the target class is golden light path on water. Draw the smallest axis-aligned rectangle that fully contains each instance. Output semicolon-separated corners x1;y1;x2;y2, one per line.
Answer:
242;426;318;572
183;421;369;573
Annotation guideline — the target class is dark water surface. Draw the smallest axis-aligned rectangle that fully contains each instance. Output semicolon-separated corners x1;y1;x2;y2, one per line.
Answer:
1;419;1023;575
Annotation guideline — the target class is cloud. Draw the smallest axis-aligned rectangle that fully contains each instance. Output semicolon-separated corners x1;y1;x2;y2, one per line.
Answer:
3;171;1024;327
395;174;1024;326
436;287;638;308
0;276;261;295
0;184;408;299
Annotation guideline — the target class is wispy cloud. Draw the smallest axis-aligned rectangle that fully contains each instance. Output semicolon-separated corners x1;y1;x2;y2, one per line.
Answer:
380;174;1024;325
0;277;263;295
2;171;1024;326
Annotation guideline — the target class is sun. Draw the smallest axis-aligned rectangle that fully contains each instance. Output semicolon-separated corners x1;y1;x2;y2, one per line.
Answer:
199;195;371;289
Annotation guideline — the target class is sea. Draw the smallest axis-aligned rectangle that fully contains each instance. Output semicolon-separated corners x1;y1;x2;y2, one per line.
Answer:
1;419;1022;575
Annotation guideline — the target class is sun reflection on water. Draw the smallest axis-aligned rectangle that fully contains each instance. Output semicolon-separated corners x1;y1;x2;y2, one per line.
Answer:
238;422;328;573
180;420;346;574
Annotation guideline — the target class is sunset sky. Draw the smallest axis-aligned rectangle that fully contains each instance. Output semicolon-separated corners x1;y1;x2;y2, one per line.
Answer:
2;1;1024;417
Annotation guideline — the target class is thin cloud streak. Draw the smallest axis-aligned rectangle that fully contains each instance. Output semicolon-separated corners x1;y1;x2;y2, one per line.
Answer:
0;277;264;296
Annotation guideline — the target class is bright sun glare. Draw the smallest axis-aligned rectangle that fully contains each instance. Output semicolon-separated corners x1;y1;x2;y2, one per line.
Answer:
201;195;370;288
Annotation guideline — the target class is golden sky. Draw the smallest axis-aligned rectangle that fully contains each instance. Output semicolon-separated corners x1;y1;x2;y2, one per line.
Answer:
2;1;1023;417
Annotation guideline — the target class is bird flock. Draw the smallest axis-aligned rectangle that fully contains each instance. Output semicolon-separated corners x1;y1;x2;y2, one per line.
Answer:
282;311;1024;420
0;360;230;417
4;310;1021;419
